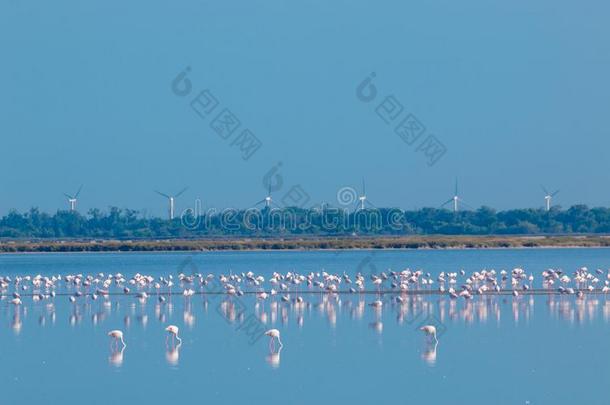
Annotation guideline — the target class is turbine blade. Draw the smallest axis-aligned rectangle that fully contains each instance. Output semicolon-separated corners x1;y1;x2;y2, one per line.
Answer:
455;178;458;196
74;185;83;198
174;187;189;198
551;190;560;197
362;179;366;196
440;198;453;207
460;199;475;210
155;191;171;199
540;184;549;195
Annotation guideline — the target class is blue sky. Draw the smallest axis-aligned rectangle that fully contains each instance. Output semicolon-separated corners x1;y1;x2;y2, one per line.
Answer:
1;0;608;216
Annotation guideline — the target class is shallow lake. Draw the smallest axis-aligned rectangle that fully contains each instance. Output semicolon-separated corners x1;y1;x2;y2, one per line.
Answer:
1;248;609;405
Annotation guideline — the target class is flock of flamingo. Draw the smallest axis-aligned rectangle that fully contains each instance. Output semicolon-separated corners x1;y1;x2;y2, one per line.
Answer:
2;264;606;366
2;265;606;304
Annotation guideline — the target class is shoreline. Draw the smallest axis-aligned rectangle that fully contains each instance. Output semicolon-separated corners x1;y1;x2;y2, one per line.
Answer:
1;235;610;254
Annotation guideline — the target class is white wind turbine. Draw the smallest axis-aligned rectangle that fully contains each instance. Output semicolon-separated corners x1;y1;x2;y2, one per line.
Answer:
441;179;472;212
355;179;375;211
64;185;83;212
155;187;188;220
254;184;278;209
541;185;559;211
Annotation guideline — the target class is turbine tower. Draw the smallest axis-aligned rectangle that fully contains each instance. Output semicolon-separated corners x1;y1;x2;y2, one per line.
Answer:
64;185;83;212
155;187;188;220
541;185;559;211
441;179;471;212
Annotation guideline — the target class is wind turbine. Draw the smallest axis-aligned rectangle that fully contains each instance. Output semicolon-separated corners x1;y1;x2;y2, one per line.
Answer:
541;185;559;211
254;184;278;209
155;187;188;220
64;185;83;212
355;179;375;211
441;179;472;212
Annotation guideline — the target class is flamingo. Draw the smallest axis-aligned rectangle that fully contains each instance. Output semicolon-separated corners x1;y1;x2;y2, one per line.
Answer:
165;325;182;346
419;325;438;343
265;329;283;351
373;277;382;293
108;330;126;349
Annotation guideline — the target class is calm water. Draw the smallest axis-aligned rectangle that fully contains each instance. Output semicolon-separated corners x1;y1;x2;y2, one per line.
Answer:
1;248;610;405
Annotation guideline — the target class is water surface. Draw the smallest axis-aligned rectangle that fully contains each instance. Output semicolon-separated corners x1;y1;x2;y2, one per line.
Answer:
1;248;609;405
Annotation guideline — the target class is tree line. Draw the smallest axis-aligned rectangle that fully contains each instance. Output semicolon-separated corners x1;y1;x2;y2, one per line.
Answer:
1;205;610;239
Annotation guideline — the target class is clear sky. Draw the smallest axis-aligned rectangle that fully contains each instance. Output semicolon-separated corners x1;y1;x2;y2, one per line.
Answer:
1;0;608;217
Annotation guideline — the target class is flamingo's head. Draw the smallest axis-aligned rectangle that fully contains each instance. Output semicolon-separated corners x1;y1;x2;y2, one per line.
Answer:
265;329;279;338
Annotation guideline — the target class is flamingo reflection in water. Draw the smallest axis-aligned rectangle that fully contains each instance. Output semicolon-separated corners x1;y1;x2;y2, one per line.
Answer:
109;345;126;367
421;341;438;366
265;345;282;369
12;312;22;334
419;324;439;366
166;342;182;366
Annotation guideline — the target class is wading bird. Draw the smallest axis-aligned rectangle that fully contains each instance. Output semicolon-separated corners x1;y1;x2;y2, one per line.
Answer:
108;329;126;348
165;325;182;346
265;329;283;351
419;325;438;343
